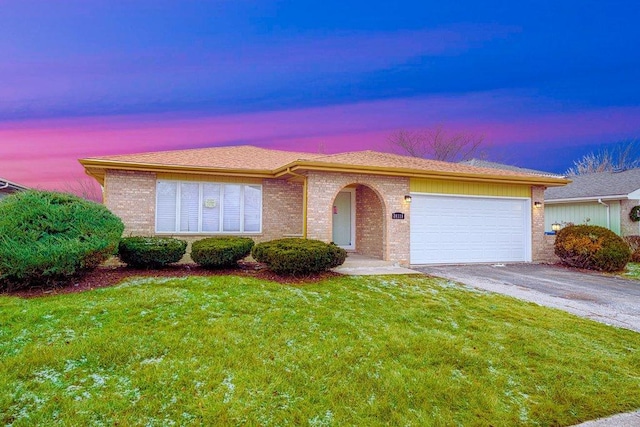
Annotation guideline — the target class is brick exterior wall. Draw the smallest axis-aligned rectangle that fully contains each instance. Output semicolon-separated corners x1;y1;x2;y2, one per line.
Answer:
531;186;548;262
305;171;410;266
356;185;384;259
104;171;304;261
261;179;304;241
104;168;547;266
104;169;156;235
621;199;640;236
538;234;559;263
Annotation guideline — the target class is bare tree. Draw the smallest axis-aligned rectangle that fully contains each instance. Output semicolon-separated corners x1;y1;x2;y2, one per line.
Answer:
387;125;486;162
64;178;103;203
566;139;640;176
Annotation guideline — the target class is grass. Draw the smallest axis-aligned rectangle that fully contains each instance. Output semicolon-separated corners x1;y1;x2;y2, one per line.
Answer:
624;262;640;280
1;275;640;426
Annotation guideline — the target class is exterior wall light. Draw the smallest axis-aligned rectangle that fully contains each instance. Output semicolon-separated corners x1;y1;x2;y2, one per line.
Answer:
551;223;561;232
534;201;542;208
404;195;412;203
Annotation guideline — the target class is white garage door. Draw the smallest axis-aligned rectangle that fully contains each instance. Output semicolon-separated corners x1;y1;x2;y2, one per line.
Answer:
410;194;531;264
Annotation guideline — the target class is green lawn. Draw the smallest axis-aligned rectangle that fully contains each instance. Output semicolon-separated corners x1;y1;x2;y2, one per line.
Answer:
624;262;640;280
1;275;639;426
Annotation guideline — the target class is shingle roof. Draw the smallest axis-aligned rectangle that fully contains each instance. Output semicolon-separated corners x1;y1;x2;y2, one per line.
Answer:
460;159;564;178
306;150;547;178
87;145;322;171
80;145;569;186
545;168;640;200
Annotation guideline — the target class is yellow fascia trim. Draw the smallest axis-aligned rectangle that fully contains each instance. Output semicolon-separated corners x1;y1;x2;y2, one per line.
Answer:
410;178;530;197
80;156;571;189
285;162;569;187
79;159;274;185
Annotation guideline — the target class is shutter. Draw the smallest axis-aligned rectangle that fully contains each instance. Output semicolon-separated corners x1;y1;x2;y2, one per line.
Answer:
243;185;261;232
156;181;177;232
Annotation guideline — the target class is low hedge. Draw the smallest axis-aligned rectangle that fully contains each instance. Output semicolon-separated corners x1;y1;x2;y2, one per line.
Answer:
624;235;640;263
191;237;254;268
252;238;347;276
118;237;187;268
554;225;631;272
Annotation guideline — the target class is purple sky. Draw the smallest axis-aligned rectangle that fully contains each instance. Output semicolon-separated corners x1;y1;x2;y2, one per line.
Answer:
1;1;639;191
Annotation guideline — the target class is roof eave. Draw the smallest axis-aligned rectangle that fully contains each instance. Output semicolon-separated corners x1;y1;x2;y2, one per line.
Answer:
545;195;630;204
283;162;570;186
79;157;571;188
78;159;275;185
628;188;640;200
0;179;29;191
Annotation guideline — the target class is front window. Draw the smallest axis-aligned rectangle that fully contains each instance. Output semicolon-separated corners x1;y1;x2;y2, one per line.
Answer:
156;180;262;233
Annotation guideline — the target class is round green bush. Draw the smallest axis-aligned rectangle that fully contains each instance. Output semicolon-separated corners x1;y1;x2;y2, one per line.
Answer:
118;236;187;268
191;237;254;268
554;225;631;272
0;190;124;288
251;238;347;276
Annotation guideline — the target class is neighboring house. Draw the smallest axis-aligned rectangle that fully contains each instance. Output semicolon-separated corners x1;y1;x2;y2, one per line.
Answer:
545;169;640;236
80;145;568;265
0;178;28;200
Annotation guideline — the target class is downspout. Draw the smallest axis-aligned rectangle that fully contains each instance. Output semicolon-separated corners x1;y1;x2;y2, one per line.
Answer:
597;198;610;230
0;180;8;190
285;168;308;238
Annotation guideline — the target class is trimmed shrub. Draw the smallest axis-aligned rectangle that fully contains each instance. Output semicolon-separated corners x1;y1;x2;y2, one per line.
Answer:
191;237;254;268
624;235;640;263
118;237;187;268
0;190;124;288
252;238;347;276
554;225;631;272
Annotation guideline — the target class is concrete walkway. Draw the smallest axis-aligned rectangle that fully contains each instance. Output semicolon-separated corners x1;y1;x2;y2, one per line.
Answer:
573;410;640;427
332;253;419;275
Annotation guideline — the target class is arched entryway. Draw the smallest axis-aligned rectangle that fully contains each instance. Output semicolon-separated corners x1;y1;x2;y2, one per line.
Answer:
332;184;386;259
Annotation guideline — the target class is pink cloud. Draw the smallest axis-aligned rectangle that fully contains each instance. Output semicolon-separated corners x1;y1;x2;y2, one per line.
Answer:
2;93;639;191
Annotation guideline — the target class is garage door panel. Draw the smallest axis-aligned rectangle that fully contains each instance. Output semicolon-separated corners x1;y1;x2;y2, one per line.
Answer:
410;195;530;264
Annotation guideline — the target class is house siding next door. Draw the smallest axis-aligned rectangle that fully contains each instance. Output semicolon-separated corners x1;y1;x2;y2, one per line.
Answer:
410;194;531;264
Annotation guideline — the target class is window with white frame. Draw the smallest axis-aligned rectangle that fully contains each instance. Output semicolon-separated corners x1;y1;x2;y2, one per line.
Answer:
156;180;262;233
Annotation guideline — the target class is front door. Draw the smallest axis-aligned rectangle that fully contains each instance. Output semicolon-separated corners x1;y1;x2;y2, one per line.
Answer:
332;190;355;249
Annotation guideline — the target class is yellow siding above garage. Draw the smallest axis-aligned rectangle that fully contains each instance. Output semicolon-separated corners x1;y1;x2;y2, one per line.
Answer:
410;178;530;197
157;172;262;184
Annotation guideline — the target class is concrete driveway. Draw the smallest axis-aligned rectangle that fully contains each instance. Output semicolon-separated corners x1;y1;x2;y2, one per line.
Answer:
415;263;640;333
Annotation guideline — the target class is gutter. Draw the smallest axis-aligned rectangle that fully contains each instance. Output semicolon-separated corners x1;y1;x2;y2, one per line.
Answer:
597;198;611;229
283;162;570;187
79;159;274;185
545;195;628;204
80;156;570;188
0;179;28;191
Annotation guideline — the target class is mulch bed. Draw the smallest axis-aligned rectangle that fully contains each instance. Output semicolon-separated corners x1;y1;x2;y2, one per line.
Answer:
3;262;341;299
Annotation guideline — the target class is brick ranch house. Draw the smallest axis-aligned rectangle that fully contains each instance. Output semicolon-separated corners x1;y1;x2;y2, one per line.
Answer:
79;145;568;266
